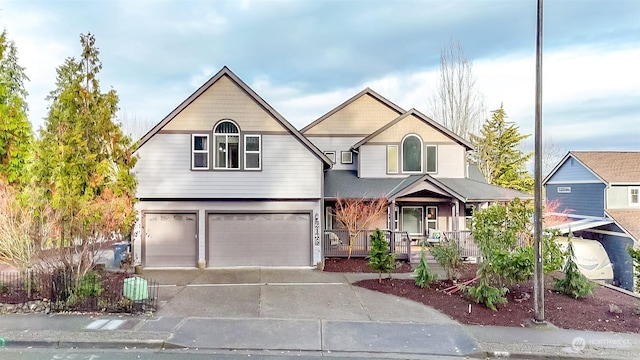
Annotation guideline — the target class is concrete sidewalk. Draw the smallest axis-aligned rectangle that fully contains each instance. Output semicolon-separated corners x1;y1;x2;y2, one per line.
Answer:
1;268;639;359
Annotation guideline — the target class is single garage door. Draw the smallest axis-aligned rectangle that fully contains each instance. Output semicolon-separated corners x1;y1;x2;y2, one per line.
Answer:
144;212;197;267
208;213;311;267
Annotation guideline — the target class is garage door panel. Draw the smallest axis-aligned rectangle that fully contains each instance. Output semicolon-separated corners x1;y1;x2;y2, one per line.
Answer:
208;213;310;267
145;213;197;267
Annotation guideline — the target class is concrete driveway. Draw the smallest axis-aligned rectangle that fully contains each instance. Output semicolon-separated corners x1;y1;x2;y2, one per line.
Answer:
141;268;455;324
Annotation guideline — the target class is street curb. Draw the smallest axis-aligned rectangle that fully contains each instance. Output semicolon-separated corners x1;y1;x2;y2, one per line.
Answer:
1;339;178;350
484;350;629;360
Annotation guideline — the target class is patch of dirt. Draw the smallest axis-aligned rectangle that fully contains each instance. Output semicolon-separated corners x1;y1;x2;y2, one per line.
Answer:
323;257;412;273
326;258;640;333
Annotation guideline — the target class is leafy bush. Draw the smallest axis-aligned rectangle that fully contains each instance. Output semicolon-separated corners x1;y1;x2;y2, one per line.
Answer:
553;240;594;299
0;281;8;294
430;240;463;280
368;228;396;283
466;277;508;311
414;246;437;288
78;271;104;297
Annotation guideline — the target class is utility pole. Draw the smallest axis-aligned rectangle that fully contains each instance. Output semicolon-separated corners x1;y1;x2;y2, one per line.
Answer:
533;0;545;322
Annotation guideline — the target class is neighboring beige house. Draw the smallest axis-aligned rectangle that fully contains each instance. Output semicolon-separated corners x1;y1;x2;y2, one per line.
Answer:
133;67;530;268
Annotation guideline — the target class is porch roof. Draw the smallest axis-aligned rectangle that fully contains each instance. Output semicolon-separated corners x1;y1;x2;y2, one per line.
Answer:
324;170;532;203
324;170;424;199
433;177;533;202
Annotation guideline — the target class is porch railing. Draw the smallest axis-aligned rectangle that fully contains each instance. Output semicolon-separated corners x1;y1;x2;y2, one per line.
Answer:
441;230;532;259
323;229;411;260
441;230;478;258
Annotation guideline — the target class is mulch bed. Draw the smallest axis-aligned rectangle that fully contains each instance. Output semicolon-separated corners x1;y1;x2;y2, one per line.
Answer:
325;258;640;333
323;257;413;273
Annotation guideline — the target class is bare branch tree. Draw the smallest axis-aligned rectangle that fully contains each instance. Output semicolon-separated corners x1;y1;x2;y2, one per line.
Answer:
334;197;388;259
429;39;485;140
118;110;157;142
542;136;564;177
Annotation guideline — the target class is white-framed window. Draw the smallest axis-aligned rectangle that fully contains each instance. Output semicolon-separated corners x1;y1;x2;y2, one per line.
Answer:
325;206;334;230
341;151;353;164
191;134;209;170
214;120;240;169
401;206;423;235
630;188;640;206
324;151;336;164
426;206;438;231
426;145;437;173
244;134;261;170
387;145;398;174
402;134;423;173
387;205;399;231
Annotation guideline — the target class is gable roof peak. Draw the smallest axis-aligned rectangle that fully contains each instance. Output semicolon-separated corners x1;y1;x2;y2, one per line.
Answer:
300;87;405;133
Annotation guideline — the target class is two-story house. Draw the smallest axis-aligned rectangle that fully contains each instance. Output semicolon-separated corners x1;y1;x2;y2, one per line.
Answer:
544;151;640;291
133;67;331;269
133;66;531;269
302;88;532;260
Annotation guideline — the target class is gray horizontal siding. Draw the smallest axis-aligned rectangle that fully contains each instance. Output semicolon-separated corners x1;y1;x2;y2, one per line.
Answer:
359;144;405;178
545;183;605;217
135;134;322;198
307;136;362;170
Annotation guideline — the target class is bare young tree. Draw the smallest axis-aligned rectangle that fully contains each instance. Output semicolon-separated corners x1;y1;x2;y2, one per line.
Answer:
334;197;388;259
542;136;564;177
118;110;157;142
429;40;485;140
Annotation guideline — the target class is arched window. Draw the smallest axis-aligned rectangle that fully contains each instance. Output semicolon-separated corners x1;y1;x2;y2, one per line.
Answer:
402;134;422;173
214;120;240;169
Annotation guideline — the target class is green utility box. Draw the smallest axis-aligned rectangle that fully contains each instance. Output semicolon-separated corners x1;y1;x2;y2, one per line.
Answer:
123;276;148;301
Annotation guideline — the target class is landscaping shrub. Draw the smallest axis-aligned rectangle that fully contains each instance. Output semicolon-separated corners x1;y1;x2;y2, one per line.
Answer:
78;270;104;297
430;240;463;280
368;228;396;283
414;246;437;288
628;247;640;293
554;239;594;299
466;277;508;311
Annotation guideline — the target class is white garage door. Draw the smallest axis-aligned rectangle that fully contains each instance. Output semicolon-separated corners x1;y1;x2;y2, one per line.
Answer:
144;212;197;267
208;213;311;267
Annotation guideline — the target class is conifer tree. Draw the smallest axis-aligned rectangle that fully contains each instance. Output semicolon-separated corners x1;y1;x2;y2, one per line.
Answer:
553;238;594;299
414;245;437;288
31;33;137;274
0;30;33;186
368;228;396;283
471;105;534;193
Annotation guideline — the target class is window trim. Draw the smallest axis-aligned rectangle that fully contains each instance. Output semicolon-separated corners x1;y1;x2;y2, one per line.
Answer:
340;151;353;164
401;134;423;174
630;187;640;206
425;144;438;174
244;134;261;171
191;134;210;170
387;145;398;174
213;120;241;170
324;151;336;164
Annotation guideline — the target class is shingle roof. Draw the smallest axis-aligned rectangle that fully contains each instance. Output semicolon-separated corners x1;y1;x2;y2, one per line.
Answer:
324;170;423;199
606;209;640;242
434;177;533;202
324;170;532;202
571;151;640;183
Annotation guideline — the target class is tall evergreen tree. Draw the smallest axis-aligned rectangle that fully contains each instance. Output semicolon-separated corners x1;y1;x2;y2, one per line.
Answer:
0;30;33;185
32;33;137;273
471;105;534;193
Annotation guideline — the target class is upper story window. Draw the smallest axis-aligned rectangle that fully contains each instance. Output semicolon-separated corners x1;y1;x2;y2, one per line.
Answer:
630;188;640;206
244;134;261;170
324;151;336;164
214;120;240;169
426;145;437;173
387;145;398;174
192;134;209;170
402;134;423;173
341;151;353;164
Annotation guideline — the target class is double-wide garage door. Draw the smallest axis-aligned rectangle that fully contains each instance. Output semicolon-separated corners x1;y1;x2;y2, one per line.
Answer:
208;213;311;267
144;212;197;267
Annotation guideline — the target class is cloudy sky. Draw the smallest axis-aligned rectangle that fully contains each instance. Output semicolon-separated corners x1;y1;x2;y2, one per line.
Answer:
2;0;639;153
